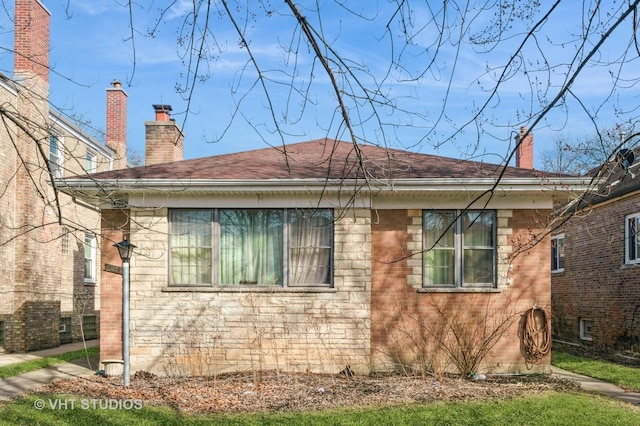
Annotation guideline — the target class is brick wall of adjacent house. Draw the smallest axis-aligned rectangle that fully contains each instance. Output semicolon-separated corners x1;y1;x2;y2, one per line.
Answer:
0;81;18;349
552;193;640;349
0;0;108;352
370;208;552;374
9;0;59;352
113;207;371;376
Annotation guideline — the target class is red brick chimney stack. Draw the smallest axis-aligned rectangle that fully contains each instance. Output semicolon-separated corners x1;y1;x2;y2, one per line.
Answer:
106;80;128;170
154;104;172;122
515;126;534;169
14;0;50;85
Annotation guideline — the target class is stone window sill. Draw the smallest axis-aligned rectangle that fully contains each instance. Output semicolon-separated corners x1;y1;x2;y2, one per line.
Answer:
163;286;337;293
417;287;501;294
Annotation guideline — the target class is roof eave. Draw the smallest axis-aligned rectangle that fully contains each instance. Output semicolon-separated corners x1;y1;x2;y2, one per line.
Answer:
56;176;596;202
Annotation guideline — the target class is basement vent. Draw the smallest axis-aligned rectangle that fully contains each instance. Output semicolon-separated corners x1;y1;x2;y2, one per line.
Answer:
59;317;72;344
0;320;5;348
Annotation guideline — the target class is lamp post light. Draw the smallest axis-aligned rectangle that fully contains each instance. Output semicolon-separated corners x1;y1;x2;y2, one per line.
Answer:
114;238;136;386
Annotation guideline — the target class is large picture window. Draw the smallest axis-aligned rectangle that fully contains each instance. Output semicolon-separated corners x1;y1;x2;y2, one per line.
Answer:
625;213;640;264
423;210;496;288
169;208;333;287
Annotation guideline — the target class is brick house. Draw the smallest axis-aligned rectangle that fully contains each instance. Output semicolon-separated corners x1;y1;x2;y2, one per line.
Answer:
58;124;591;377
551;150;640;350
0;0;127;352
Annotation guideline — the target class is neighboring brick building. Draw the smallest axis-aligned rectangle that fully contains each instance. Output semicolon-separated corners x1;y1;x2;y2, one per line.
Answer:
0;0;127;352
551;150;640;350
59;134;591;377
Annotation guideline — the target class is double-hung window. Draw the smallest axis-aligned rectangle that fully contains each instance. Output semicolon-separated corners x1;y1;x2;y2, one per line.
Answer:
84;233;96;283
49;134;63;178
85;150;97;173
551;234;565;272
625;213;640;264
169;208;333;287
423;210;496;288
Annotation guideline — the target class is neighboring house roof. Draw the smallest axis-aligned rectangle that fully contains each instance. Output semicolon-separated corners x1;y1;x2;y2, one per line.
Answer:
57;138;593;206
579;148;640;208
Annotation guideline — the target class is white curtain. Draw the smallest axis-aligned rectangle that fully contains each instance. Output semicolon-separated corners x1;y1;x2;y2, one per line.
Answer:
220;210;284;285
169;210;213;285
289;210;332;285
423;210;456;286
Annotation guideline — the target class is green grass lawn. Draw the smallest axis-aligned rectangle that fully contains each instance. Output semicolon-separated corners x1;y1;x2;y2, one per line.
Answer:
552;351;640;392
1;349;639;424
0;346;99;379
0;391;638;425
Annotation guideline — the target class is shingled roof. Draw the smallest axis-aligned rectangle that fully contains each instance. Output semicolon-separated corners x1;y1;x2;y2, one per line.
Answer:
581;148;640;207
86;138;554;181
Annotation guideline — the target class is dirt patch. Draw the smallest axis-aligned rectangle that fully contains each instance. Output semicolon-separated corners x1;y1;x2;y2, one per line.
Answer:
36;371;579;414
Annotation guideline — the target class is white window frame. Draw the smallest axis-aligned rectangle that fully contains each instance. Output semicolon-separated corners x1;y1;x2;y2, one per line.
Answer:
85;149;97;173
168;208;334;288
84;233;96;283
625;213;640;265
551;233;565;273
49;134;64;178
579;318;593;341
422;210;497;288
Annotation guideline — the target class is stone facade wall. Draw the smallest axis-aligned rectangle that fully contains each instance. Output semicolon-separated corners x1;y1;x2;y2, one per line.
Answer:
371;209;552;375
552;193;640;349
119;207;371;376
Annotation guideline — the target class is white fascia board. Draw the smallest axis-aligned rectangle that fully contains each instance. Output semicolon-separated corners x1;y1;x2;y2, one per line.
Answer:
128;192;555;210
58;176;594;193
57;176;596;211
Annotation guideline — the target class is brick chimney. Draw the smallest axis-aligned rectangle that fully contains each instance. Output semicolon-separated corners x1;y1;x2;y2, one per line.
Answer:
515;126;534;169
10;0;56;352
14;0;50;87
145;104;184;165
106;80;128;170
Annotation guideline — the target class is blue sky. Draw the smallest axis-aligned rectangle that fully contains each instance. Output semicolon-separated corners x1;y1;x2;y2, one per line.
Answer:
0;1;638;167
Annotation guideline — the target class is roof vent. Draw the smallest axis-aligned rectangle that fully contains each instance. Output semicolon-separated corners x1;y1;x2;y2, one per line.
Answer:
616;149;636;170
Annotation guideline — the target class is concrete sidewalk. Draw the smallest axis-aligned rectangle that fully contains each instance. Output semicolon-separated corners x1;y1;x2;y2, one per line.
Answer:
0;340;99;402
552;366;640;405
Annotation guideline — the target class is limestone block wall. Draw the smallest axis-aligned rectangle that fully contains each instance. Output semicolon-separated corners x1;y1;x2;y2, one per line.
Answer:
125;207;371;376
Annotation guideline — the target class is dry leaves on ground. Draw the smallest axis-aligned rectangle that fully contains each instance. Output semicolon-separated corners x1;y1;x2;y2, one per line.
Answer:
36;371;579;414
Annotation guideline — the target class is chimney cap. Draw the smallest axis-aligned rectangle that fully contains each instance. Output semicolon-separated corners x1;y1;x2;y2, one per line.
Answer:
111;79;122;88
153;104;172;112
